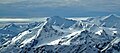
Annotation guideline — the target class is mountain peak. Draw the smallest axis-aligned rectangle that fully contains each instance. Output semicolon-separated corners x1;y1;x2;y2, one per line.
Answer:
9;23;17;27
104;14;119;19
2;23;18;29
1;15;120;53
46;16;76;28
46;16;65;25
102;14;120;22
47;16;63;22
108;14;118;17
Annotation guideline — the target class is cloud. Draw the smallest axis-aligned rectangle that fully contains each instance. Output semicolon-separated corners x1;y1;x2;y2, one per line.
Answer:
0;18;30;21
81;0;120;11
1;0;119;11
0;0;120;16
1;0;120;9
0;0;26;4
2;0;82;7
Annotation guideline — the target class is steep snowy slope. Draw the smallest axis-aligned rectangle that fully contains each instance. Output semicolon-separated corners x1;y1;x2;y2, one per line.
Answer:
101;14;120;28
0;16;77;53
0;22;41;45
0;15;120;53
90;14;120;28
33;15;120;53
34;29;120;53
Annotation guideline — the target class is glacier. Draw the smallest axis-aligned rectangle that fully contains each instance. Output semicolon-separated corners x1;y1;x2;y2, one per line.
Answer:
0;14;120;53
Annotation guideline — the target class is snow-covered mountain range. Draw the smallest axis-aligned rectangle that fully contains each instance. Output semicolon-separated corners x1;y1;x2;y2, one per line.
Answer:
0;14;120;53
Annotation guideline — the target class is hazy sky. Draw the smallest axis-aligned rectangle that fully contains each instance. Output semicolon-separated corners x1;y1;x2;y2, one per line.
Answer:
0;0;120;17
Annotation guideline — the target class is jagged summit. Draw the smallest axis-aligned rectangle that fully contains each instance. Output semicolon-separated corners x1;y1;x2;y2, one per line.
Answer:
47;16;65;24
108;14;117;17
100;14;120;28
46;16;76;28
103;14;120;20
1;15;120;53
2;23;18;29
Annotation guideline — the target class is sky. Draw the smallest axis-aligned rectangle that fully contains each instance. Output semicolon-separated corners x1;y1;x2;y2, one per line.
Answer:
0;0;120;17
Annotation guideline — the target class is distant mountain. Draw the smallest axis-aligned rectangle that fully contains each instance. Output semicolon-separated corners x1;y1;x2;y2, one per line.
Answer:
0;22;42;45
0;15;120;53
101;14;120;28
